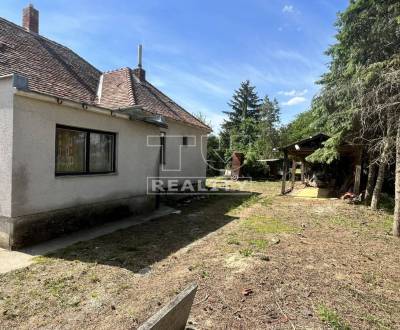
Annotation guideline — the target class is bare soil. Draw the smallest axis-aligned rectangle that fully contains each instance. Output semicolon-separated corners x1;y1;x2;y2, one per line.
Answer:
0;181;399;329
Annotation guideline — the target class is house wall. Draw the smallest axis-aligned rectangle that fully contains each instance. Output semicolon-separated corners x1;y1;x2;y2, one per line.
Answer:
0;77;14;248
160;120;208;184
11;95;161;218
0;90;209;249
0;76;14;218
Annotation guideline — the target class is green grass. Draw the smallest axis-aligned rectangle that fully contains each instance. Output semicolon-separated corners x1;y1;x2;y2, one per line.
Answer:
228;194;262;214
32;256;53;265
242;215;295;234
44;277;68;297
317;305;351;330
227;237;241;245
259;196;274;207
249;239;268;249
239;248;253;257
201;270;210;278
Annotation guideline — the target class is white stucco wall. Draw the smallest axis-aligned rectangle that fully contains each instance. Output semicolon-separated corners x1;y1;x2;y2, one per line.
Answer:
160;120;208;181
11;95;161;217
0;76;14;217
1;89;208;218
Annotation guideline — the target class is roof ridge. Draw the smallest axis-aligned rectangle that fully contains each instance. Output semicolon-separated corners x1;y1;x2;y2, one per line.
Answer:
144;80;210;130
103;67;131;74
126;68;136;106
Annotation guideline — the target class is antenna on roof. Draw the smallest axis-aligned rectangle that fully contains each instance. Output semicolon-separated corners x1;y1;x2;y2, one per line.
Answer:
138;44;143;68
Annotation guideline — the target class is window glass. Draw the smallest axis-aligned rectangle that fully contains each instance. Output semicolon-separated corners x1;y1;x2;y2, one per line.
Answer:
182;136;188;146
89;133;114;172
56;128;87;173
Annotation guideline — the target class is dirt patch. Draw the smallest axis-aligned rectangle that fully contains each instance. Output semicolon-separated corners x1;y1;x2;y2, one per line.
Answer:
0;181;399;329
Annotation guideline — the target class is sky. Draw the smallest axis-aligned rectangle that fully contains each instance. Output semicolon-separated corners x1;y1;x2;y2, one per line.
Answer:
2;0;349;132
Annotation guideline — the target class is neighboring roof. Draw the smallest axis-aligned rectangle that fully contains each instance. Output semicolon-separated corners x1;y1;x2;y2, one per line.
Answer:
257;158;283;163
281;133;360;158
281;133;330;151
0;17;210;131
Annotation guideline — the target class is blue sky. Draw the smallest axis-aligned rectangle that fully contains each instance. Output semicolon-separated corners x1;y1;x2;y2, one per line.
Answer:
3;0;348;132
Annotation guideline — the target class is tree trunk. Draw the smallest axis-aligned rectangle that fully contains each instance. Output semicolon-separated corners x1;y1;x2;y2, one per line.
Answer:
370;123;393;211
364;159;377;204
371;161;386;210
393;121;400;237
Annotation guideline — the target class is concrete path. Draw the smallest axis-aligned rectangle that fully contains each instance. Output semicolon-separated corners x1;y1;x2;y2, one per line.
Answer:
0;206;177;274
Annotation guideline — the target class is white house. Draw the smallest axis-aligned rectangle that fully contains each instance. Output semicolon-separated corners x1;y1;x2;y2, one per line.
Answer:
0;5;211;249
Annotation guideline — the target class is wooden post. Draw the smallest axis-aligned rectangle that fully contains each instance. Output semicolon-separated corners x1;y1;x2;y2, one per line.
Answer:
291;160;296;190
301;162;305;183
354;165;361;195
281;151;288;195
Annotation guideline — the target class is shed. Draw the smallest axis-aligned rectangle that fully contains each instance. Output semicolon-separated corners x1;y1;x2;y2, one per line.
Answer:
279;133;362;195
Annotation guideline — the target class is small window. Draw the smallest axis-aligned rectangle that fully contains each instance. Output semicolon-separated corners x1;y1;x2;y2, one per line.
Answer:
160;132;166;165
182;136;188;146
56;125;116;175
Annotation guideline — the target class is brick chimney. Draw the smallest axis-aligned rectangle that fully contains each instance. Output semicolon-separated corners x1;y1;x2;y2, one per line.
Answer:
22;4;39;34
133;44;146;81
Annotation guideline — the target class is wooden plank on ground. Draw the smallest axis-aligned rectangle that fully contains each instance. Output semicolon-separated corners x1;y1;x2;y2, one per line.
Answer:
137;283;198;330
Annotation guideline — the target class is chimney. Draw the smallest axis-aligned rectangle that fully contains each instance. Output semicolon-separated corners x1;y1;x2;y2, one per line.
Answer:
22;4;39;34
133;44;146;81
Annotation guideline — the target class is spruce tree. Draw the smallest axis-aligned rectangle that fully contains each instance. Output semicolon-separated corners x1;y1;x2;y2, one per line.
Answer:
223;80;261;128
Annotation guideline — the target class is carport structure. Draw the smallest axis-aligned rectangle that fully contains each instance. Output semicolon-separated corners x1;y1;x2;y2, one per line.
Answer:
280;133;362;195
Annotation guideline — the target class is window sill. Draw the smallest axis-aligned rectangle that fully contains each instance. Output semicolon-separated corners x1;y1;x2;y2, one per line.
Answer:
55;172;118;179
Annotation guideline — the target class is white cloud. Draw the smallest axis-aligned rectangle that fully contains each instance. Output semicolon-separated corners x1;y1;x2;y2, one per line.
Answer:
282;5;294;13
282;96;307;106
278;89;308;97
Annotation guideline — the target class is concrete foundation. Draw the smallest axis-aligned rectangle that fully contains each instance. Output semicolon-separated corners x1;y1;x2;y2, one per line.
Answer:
0;195;155;250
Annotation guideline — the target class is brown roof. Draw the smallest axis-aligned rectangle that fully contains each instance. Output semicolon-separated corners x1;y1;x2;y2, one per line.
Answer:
0;17;210;131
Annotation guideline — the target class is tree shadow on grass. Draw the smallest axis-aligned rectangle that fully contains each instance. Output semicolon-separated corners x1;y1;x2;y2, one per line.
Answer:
47;191;259;273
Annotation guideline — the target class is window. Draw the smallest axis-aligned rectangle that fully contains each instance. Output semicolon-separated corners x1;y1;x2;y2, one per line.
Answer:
56;125;116;175
182;136;188;146
160;132;166;165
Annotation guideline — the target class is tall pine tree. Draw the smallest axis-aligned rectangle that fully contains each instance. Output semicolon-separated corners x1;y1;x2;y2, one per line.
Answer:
223;80;261;128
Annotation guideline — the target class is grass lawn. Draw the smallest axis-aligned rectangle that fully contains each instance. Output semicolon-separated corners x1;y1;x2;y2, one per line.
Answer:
0;180;399;329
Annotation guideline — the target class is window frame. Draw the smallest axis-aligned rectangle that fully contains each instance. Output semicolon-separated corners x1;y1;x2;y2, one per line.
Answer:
55;124;117;176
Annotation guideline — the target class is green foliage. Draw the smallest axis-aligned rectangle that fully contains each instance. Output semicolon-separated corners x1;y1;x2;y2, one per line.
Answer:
218;81;282;176
206;134;226;176
306;133;341;164
317;305;351;330
286;0;400;165
239;248;253;257
223;80;262;126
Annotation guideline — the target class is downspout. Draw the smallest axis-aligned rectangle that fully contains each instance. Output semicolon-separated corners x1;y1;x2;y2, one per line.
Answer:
155;133;161;209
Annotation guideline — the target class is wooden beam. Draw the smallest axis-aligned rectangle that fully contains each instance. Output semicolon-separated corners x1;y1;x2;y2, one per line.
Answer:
301;162;305;183
291;160;296;190
354;164;362;195
281;151;288;195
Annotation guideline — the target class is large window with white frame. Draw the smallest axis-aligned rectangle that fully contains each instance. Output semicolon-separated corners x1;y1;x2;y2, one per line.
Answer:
55;125;116;176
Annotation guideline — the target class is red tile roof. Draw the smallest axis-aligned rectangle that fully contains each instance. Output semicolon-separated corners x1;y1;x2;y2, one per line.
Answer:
0;17;210;131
